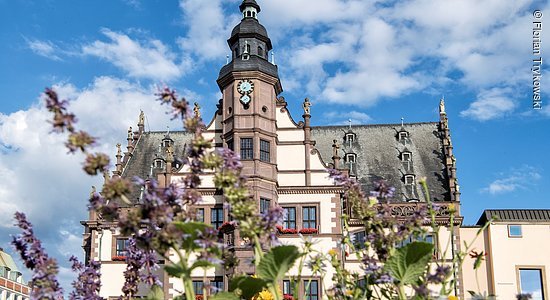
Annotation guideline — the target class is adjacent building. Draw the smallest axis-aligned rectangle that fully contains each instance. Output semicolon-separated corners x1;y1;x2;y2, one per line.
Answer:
0;248;29;300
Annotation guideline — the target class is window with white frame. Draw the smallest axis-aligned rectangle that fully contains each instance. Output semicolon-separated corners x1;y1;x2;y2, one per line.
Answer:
508;224;522;237
404;175;415;185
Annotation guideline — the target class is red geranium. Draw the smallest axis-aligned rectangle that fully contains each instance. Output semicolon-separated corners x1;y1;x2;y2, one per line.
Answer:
276;225;298;234
299;228;318;234
111;256;127;261
283;294;295;300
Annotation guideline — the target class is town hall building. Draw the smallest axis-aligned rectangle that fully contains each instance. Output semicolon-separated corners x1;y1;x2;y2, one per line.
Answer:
81;1;550;299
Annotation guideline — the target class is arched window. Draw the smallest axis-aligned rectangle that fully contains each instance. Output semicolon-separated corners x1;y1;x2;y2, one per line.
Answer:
252;11;256;18
247;11;251;17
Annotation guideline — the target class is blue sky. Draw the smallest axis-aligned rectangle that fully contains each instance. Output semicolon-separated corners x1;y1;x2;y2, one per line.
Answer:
0;0;549;292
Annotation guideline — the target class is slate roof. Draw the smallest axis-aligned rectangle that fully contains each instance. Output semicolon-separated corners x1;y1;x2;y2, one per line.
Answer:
121;122;449;204
0;249;20;272
121;131;194;203
218;56;279;81
311;122;450;202
477;209;550;225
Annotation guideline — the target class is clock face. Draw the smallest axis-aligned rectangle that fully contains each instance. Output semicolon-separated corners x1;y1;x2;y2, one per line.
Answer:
240;94;251;105
238;80;254;94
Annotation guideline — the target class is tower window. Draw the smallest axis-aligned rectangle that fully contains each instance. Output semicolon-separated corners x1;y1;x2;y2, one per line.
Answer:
346;153;356;163
154;159;164;169
399;131;409;141
260;139;270;162
402;152;412;161
260;198;270;214
247;11;251;17
258;46;264;58
227;139;233;151
404;175;415;185
240;138;253;160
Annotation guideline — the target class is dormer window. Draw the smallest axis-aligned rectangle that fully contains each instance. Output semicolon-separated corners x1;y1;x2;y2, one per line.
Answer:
404;175;415;185
346;133;356;143
399;131;409;141
346;153;357;163
402;152;412;161
163;140;170;147
154;159;164;169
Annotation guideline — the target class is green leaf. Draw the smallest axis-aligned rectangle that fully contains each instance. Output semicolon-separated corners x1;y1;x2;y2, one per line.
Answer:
190;260;215;271
209;292;240;300
257;245;302;282
385;241;434;285
144;285;164;300
164;263;187;278
229;276;268;299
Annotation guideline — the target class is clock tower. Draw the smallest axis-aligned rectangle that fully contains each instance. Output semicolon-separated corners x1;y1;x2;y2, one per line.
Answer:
216;0;282;255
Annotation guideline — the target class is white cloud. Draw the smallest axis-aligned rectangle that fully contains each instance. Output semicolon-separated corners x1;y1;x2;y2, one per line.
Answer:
0;76;184;292
82;29;185;81
177;0;240;62
482;165;542;195
26;39;62;61
460;88;517;121
323;110;372;125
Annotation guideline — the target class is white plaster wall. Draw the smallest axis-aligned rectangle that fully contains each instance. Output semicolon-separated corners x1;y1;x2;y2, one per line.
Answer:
488;223;550;300
277;130;304;142
99;264;127;298
277;145;305;170
278;173;305;186
276;109;299;129
310;172;333;186
98;229;113;261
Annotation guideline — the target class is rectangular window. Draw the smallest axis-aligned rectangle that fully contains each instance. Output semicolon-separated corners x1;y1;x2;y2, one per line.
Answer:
303;207;317;229
227;139;233;151
509;225;522;237
519;269;545;300
398;234;434;248
353;231;367;249
304;280;319;300
193;281;204;295
211;278;223;294
283;280;294;296
211;207;224;229
260;198;270;214
260;139;270;162
283;207;296;229
240;138;253;160
196;208;205;223
116;238;129;256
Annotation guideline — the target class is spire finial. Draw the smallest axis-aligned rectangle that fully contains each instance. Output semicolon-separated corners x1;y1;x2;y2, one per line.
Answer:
194;102;201;118
401;117;404;127
348;119;352;130
271;51;275;65
439;97;446;115
166;126;170;135
226;54;230;64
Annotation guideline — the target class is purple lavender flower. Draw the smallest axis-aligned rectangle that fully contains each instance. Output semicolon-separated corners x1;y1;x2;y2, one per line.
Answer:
413;283;430;298
44;88;77;133
427;265;451;284
122;238;161;297
12;212;64;299
69;256;102;300
218;148;243;171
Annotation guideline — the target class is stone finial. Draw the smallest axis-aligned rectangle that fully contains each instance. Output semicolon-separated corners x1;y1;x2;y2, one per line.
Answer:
302;97;312;115
193;102;201;119
439;97;446;115
138;110;145;133
332;139;341;169
127;127;133;142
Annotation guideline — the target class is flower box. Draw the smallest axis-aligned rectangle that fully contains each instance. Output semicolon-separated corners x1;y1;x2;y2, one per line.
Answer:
111;256;127;261
299;228;318;234
276;225;298;234
195;295;203;300
218;221;235;233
